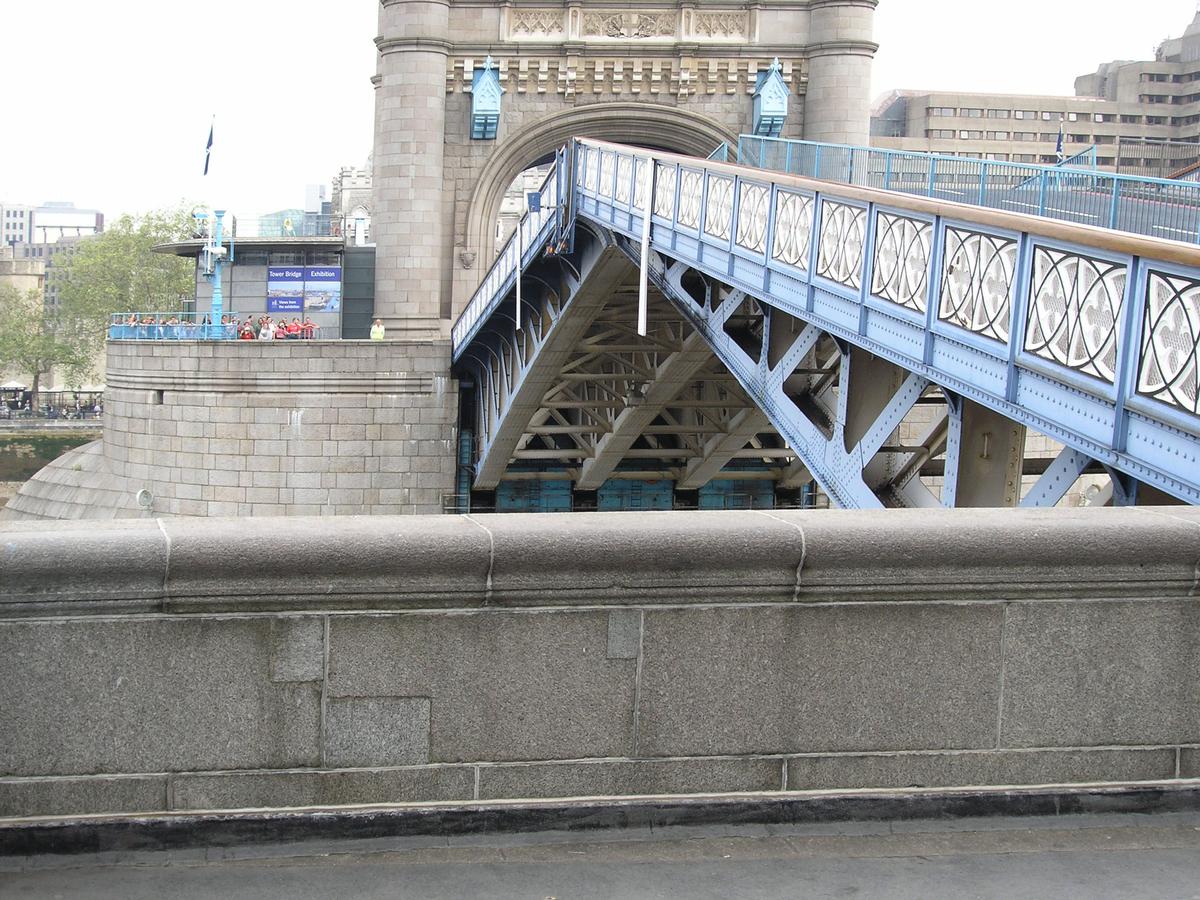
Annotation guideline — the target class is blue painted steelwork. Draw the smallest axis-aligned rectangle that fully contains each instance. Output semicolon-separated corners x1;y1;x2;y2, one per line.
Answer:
698;479;774;510
496;479;572;512
707;143;730;163
452;147;569;357
453;138;1200;507
752;59;789;138
738;135;1200;243
471;57;503;140
597;479;674;511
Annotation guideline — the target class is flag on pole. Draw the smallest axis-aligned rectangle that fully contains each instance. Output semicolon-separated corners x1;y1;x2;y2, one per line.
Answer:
203;120;214;176
1055;122;1065;165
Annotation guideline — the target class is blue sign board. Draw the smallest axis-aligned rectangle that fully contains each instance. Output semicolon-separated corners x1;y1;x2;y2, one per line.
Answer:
303;266;342;312
267;267;304;313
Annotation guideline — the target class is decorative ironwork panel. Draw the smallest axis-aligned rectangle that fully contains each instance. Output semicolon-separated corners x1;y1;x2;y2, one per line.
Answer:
735;182;769;255
585;148;599;192
938;228;1017;342
677;168;704;230
770;190;813;271
1025;246;1127;383
816;201;866;290
703;175;734;241
871;212;932;313
654;164;677;219
616;156;633;205
1138;270;1200;414
599;152;616;198
634;159;651;211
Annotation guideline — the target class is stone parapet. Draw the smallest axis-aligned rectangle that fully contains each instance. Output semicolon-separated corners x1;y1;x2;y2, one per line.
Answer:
1;508;1198;819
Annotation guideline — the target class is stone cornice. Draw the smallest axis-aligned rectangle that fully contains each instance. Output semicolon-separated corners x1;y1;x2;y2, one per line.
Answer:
376;36;454;55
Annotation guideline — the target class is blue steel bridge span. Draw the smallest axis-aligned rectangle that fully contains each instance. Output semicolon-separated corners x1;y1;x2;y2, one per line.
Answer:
451;139;1200;509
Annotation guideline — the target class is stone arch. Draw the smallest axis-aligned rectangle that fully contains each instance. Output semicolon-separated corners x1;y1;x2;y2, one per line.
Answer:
454;102;737;313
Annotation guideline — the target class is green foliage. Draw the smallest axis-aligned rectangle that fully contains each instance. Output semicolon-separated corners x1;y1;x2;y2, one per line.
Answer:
53;204;196;356
0;284;91;405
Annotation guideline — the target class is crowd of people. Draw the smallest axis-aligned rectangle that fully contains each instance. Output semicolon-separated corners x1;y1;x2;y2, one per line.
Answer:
237;315;319;340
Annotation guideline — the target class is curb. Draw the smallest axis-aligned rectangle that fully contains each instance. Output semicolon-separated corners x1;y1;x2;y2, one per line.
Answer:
2;782;1199;857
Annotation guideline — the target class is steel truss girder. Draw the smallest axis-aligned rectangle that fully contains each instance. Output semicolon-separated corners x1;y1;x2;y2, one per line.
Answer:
571;141;1200;505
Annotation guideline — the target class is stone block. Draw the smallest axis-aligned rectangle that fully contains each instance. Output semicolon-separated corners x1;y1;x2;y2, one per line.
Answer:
999;600;1200;747
778;507;1200;601
478;756;781;801
270;618;324;683
325;697;431;767
785;748;1178;792
0;775;167;818
636;604;1003;757
0;618;321;775
607;609;641;659
161;516;491;607
170;766;475;812
0;520;167;611
483;511;805;604
328;610;637;762
1181;748;1200;778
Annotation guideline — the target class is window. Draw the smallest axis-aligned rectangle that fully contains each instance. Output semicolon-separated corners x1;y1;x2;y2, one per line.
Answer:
1040;154;1059;163
1068;134;1090;143
1041;132;1059;142
958;130;983;139
926;129;955;139
1147;115;1167;124
306;250;341;266
1013;109;1038;120
986;131;1009;140
1094;135;1115;144
926;106;956;117
961;107;983;117
268;251;304;266
959;152;983;159
1040;111;1055;120
235;250;269;265
1013;153;1037;163
1120;114;1142;124
1093;113;1115;123
986;109;1010;119
986;153;1010;161
1067;112;1079;122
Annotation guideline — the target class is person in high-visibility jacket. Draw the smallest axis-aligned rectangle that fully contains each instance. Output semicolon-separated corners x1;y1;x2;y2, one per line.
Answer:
370;318;385;341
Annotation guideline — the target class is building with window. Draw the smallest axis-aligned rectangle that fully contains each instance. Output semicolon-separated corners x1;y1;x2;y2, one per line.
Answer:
871;11;1200;177
1;203;33;250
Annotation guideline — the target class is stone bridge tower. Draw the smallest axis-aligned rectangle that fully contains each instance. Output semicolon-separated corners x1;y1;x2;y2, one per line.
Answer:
372;0;879;334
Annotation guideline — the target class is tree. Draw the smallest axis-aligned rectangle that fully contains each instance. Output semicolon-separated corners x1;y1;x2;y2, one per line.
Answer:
53;205;196;361
0;284;92;409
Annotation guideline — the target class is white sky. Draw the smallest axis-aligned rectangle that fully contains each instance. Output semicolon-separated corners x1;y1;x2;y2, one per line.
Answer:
0;0;1194;221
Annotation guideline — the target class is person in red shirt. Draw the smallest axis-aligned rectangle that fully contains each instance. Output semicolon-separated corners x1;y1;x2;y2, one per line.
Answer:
238;319;255;340
302;317;316;339
286;318;302;339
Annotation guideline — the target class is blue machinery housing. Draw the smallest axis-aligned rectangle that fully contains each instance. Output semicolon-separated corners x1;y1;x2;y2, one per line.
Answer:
455;138;1200;509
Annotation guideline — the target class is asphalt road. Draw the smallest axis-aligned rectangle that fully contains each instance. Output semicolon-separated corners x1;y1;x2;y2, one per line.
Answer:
4;811;1200;899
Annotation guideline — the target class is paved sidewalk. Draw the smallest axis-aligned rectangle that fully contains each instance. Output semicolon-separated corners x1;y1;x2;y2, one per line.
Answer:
4;811;1200;899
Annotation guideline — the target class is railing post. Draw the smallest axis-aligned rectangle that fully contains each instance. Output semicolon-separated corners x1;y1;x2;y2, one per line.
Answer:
814;144;822;180
978;161;989;206
927;159;936;197
785;141;793;175
1109;179;1121;231
884;151;892;191
1038;170;1049;217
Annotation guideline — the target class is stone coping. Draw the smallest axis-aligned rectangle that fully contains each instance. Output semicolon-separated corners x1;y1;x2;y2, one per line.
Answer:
1;507;1197;616
2;783;1198;857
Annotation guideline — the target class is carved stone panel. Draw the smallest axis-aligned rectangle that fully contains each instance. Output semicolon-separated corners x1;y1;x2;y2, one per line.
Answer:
508;9;566;40
583;11;677;39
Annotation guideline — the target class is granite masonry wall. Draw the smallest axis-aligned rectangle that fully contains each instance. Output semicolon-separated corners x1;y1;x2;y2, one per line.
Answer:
2;340;459;520
1;507;1197;819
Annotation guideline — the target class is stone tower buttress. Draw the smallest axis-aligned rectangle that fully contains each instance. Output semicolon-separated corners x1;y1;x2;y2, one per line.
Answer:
803;0;879;145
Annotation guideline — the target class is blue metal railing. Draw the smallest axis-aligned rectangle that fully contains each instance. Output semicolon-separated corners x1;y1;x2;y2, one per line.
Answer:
452;149;566;350
737;135;1200;243
108;312;241;341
